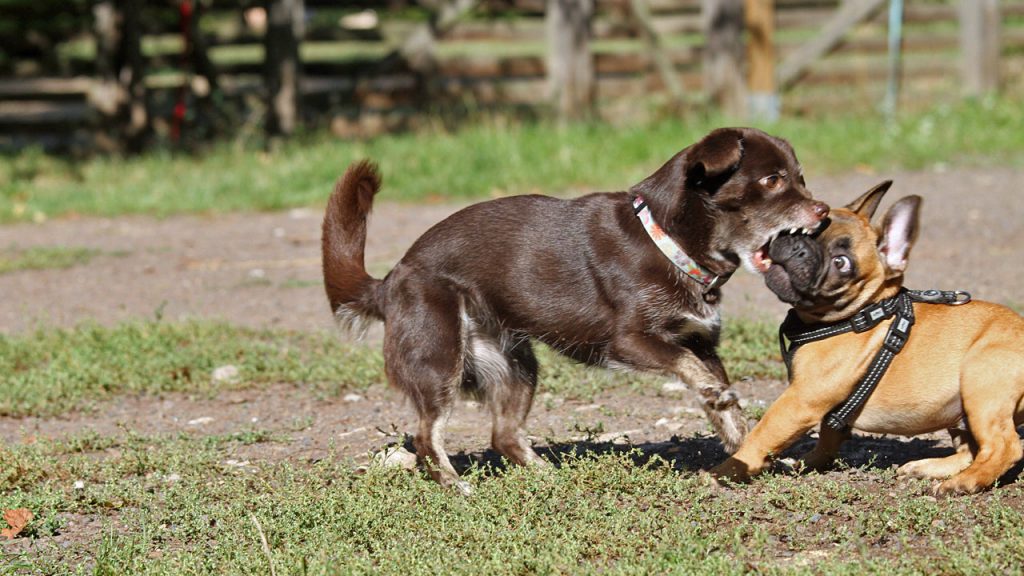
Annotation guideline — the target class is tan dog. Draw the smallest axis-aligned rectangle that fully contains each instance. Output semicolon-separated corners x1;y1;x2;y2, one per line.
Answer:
711;181;1024;495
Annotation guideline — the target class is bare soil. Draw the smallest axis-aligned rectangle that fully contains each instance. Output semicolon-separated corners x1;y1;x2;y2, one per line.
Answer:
1;167;1023;562
2;167;1021;337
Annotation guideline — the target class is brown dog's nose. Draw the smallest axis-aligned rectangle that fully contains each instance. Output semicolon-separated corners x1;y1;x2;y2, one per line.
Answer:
811;202;829;220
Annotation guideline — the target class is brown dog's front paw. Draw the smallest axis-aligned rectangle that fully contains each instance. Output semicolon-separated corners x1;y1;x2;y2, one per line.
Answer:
709;457;753;484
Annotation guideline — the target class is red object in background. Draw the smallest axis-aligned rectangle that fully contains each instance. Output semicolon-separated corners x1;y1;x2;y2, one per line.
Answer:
172;0;193;142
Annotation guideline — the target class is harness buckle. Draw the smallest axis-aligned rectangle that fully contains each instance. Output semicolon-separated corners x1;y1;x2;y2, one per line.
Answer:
883;330;907;354
851;303;887;332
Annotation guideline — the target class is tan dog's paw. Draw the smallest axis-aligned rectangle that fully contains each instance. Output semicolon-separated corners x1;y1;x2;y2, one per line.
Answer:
898;452;974;480
932;476;986;497
709;457;753;484
898;460;942;480
697;470;727;490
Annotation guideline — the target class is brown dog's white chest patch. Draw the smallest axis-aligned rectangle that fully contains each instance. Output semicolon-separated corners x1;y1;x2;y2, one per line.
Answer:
637;285;720;340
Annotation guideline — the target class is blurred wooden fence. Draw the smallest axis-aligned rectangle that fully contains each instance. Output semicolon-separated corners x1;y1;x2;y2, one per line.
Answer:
1;0;1023;151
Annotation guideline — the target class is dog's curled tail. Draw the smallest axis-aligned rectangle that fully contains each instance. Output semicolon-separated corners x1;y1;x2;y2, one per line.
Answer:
321;160;385;331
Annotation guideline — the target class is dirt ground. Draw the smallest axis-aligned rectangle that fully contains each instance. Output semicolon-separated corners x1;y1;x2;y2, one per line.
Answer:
1;165;1023;483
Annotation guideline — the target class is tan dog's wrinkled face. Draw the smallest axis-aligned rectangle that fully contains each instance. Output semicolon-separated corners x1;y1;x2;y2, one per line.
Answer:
761;181;922;323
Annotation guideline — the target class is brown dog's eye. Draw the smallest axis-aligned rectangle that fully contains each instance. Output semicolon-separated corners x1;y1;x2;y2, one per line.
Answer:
759;174;783;190
832;255;852;273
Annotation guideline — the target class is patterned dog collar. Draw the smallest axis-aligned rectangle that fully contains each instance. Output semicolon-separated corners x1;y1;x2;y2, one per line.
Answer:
632;195;724;290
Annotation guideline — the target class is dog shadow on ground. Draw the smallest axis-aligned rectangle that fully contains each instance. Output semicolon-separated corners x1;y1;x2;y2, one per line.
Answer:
440;428;1024;488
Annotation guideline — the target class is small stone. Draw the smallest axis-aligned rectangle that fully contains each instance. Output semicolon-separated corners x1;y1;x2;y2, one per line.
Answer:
654;417;685;432
573;403;602;413
73;480;85;490
211;365;240;383
272;227;286;238
223;459;250;468
372;446;418;470
342;393;364;403
661;381;688;393
339;427;367;439
595;430;642;444
187;416;215;426
808;513;822;523
165;473;182;483
248;268;266;279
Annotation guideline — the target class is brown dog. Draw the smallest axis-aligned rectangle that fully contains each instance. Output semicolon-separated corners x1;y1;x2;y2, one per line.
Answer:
322;128;829;493
711;181;1024;494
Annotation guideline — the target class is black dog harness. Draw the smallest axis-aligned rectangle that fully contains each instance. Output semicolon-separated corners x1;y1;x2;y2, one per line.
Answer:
779;288;971;431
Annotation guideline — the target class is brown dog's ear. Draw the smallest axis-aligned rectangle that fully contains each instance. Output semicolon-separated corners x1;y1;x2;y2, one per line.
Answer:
683;128;744;191
878;195;922;277
846;180;893;219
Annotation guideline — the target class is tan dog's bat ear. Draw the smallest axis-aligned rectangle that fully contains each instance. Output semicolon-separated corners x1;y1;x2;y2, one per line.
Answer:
846;180;893;219
683;128;744;191
879;195;922;277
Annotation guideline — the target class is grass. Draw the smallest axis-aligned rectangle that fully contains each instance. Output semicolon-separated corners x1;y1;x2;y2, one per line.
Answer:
1;323;1022;574
0;245;101;275
1;431;1022;574
3;97;1024;223
0;321;385;417
0;317;780;418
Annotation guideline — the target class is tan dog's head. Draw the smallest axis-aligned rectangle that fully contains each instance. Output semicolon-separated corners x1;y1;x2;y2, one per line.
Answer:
761;181;922;323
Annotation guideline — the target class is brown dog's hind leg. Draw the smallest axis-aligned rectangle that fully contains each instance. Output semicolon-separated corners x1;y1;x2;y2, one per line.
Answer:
383;283;471;494
897;427;975;480
413;407;473;495
484;336;547;467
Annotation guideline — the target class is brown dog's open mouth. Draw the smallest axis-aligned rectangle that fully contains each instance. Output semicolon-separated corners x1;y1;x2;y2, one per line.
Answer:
753;226;818;273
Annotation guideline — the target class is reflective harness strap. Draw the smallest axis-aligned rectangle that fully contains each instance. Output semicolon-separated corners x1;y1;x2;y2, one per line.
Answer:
778;289;971;432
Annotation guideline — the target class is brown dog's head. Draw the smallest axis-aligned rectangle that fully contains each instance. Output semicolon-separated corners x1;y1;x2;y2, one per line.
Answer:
631;127;830;278
762;180;923;323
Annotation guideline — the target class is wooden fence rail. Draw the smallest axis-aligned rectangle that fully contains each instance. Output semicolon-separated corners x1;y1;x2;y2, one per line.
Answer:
1;0;1021;151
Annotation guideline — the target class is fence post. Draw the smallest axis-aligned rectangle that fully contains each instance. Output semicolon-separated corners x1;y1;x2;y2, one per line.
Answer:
265;0;304;138
744;0;776;121
702;0;745;116
90;0;149;153
959;0;1000;97
546;0;595;122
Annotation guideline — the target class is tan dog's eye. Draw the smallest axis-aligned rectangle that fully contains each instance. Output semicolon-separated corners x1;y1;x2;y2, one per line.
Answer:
759;174;783;190
832;255;852;273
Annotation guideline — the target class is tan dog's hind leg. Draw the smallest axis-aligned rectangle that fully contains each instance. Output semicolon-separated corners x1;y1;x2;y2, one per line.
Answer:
936;372;1023;494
